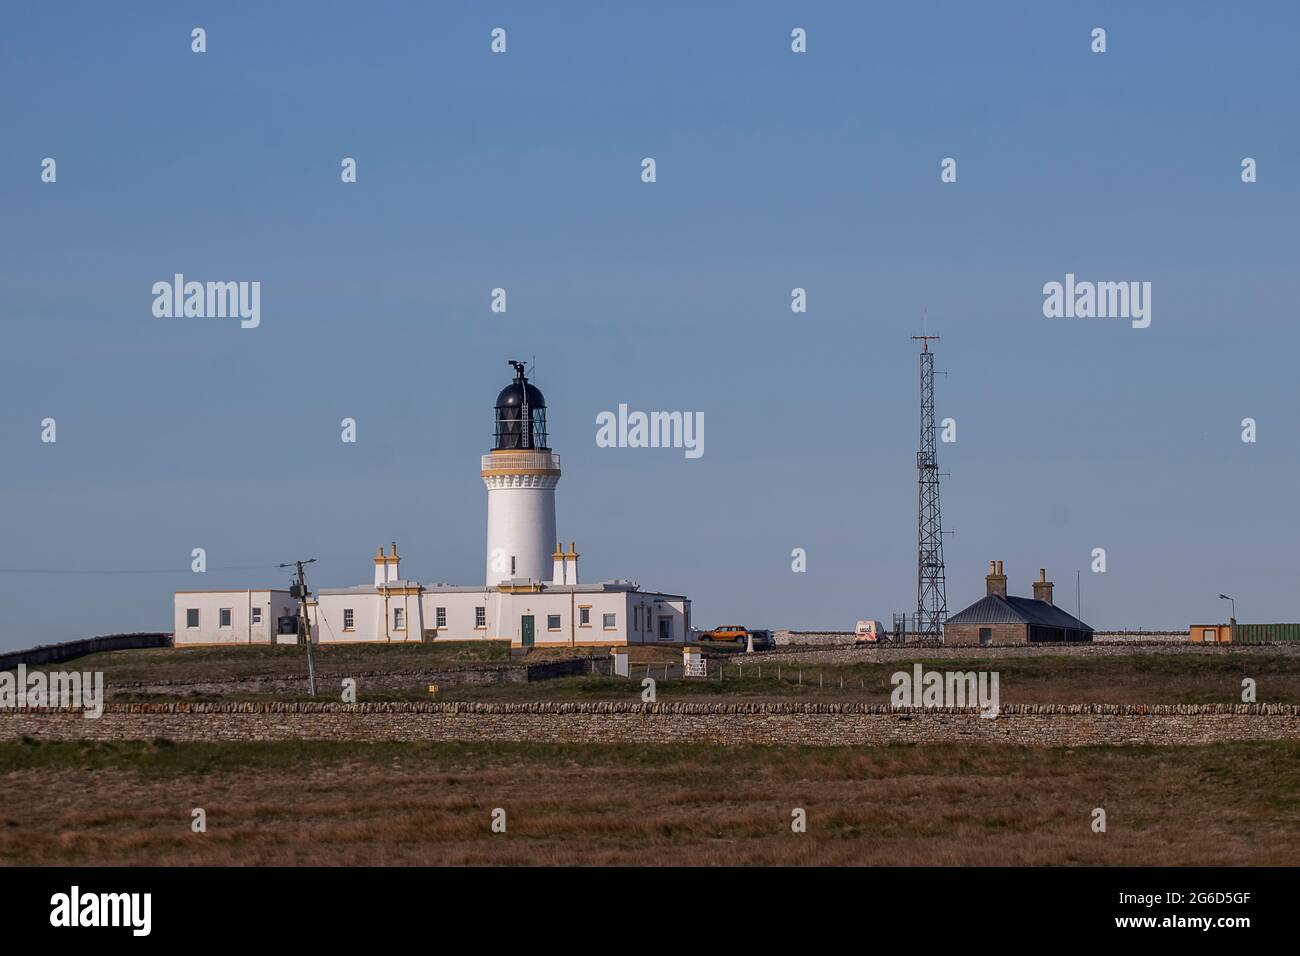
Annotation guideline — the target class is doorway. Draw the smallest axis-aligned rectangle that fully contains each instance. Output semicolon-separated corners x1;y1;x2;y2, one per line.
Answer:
521;615;535;648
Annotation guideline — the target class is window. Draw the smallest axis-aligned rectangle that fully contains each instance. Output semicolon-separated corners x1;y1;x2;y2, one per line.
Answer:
343;608;355;631
251;607;262;626
393;607;405;630
475;606;486;628
186;608;199;628
510;556;516;575
579;606;591;627
547;614;561;631
436;607;447;628
219;608;232;628
603;613;616;630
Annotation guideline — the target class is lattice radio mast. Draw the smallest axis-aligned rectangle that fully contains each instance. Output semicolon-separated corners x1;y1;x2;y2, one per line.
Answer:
912;335;947;641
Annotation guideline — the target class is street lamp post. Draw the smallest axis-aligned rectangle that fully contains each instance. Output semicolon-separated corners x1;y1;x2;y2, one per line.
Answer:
1218;594;1236;643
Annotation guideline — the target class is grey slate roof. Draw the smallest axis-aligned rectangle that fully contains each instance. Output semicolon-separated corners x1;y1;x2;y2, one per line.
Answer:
946;594;1092;631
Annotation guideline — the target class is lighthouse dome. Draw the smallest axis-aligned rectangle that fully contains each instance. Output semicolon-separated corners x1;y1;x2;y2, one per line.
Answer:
493;360;550;451
495;380;546;411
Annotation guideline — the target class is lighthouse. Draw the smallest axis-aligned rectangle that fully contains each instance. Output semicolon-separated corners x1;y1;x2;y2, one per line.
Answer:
176;357;692;649
481;360;560;585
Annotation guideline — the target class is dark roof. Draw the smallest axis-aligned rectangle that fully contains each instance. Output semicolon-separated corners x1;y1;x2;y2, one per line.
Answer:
946;593;1092;631
495;381;546;409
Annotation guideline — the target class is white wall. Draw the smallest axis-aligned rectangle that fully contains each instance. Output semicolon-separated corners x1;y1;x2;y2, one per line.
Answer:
178;586;689;650
625;594;690;645
488;590;628;647
313;587;426;644
312;588;691;648
421;592;495;641
483;475;558;585
174;590;295;645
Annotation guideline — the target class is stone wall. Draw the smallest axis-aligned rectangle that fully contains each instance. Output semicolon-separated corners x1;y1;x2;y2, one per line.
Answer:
944;622;1026;647
3;701;1296;748
776;630;1192;648
105;657;589;698
754;642;1300;665
774;631;854;646
0;633;172;671
1094;631;1188;643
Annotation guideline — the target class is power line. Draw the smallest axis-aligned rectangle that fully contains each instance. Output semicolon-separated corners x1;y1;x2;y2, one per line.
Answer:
280;558;318;697
0;564;289;576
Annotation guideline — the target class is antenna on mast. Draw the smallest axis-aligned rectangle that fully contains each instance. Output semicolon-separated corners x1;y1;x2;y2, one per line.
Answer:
911;334;947;641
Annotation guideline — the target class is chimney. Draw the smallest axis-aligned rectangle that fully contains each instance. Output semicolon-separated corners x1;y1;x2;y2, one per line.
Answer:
552;542;565;585
387;541;401;583
985;560;1007;598
374;545;387;587
1032;568;1053;606
564;541;579;586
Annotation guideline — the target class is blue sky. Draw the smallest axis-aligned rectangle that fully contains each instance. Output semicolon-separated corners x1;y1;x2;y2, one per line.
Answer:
1;2;1297;648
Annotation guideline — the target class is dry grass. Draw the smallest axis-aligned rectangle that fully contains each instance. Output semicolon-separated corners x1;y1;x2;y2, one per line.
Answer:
18;641;512;683
21;641;684;688
427;652;1300;704
1;738;1296;866
357;652;1300;705
33;645;1300;707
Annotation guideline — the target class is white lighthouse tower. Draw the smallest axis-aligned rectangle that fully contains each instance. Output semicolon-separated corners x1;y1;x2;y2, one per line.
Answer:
482;360;560;585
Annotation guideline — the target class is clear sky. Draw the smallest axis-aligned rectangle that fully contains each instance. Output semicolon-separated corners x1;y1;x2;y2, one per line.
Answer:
1;2;1297;649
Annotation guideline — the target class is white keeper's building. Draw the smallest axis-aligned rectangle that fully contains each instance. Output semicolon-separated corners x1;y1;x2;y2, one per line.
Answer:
174;361;691;649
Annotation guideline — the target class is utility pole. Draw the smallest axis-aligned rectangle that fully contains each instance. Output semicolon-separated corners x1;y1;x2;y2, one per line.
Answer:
912;335;947;642
1219;593;1236;643
280;558;318;697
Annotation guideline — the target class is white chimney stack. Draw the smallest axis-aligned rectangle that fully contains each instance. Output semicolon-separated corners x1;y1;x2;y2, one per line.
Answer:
387;541;401;583
552;543;565;585
373;546;387;587
564;541;579;586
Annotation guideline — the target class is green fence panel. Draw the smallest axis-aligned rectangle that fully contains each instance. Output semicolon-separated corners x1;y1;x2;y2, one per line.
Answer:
1235;623;1300;643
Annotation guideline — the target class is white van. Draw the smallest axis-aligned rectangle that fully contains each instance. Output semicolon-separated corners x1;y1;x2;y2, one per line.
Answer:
854;620;887;645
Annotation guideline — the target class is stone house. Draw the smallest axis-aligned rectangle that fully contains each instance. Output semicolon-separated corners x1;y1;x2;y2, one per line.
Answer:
944;561;1093;646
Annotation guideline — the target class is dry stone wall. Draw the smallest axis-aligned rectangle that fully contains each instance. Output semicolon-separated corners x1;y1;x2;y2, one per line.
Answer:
759;642;1300;665
2;701;1296;748
0;633;171;670
774;630;1191;647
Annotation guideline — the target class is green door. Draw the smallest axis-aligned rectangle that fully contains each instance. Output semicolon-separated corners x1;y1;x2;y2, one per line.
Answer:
521;615;535;648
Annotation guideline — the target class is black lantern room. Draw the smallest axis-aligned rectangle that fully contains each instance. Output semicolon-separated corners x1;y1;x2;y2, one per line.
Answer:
493;360;549;451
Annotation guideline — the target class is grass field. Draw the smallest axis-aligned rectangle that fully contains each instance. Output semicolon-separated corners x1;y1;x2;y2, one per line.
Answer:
1;737;1295;866
426;653;1300;705
29;641;513;683
60;643;1300;705
7;644;1298;867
